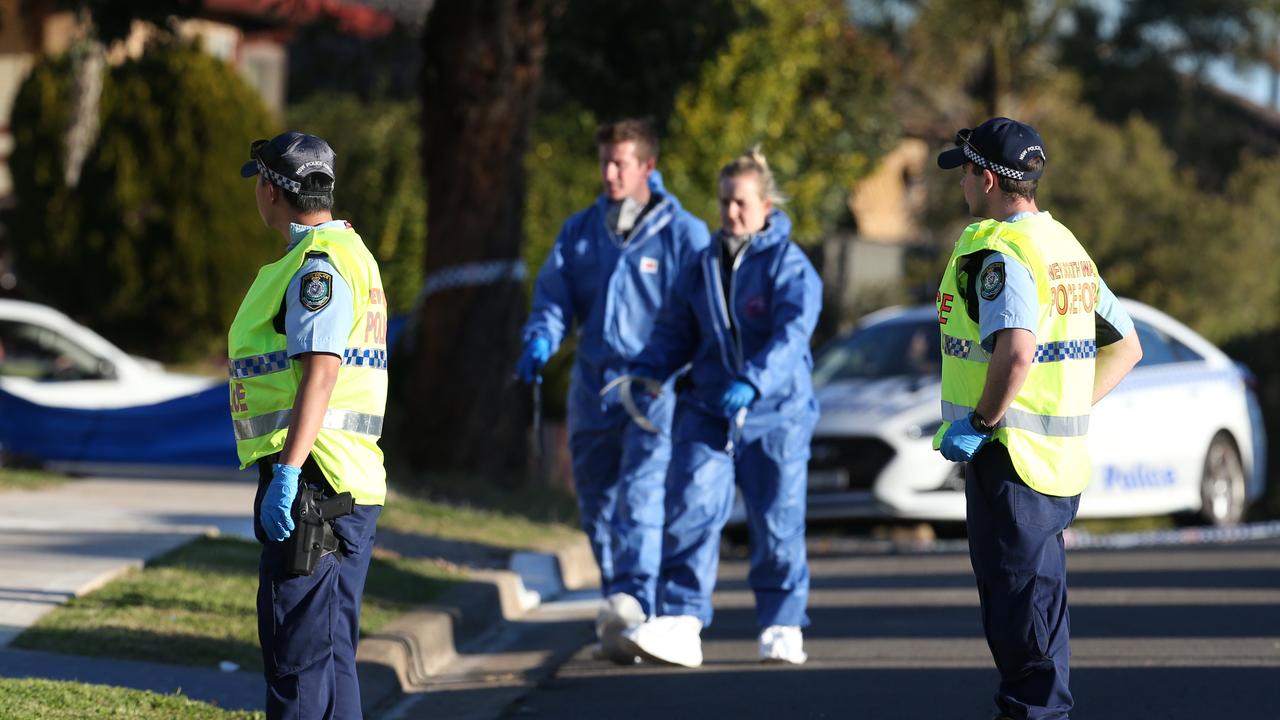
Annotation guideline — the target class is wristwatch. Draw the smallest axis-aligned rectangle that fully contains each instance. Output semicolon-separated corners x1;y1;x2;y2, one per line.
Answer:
971;411;995;434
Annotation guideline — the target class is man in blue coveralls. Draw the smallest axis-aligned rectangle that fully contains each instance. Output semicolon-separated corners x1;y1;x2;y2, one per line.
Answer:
934;118;1143;719
234;131;389;719
516;118;710;663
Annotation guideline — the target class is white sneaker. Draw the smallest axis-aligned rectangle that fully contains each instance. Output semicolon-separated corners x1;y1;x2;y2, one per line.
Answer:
595;592;645;665
758;625;807;664
619;615;704;668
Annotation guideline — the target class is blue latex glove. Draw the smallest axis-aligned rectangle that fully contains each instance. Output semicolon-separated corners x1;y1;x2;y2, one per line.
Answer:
720;380;758;418
516;336;551;384
260;463;301;542
939;414;992;462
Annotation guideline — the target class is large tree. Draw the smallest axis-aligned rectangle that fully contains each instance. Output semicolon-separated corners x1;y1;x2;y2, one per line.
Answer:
399;0;551;481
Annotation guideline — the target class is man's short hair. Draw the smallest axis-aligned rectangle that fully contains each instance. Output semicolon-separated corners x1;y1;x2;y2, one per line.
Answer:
282;174;335;213
595;118;658;162
971;157;1040;201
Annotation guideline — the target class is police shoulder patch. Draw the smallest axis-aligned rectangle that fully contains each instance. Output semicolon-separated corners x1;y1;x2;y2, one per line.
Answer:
300;271;333;311
979;261;1005;301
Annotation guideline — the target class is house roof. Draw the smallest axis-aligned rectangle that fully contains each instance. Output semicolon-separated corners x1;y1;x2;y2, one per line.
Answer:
202;0;395;38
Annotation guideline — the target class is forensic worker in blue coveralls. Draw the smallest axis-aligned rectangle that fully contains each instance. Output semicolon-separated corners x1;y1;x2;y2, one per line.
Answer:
934;118;1142;719
516;118;710;663
619;146;822;668
230;131;390;719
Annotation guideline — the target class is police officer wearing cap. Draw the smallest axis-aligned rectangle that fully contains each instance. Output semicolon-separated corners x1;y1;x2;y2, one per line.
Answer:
230;131;390;718
934;118;1142;719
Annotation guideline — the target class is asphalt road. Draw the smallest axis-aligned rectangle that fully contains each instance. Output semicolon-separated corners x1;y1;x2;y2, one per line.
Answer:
504;538;1280;719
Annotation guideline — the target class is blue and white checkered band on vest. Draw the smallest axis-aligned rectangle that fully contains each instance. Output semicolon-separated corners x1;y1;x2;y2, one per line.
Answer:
229;350;290;379
1031;339;1097;363
342;348;389;370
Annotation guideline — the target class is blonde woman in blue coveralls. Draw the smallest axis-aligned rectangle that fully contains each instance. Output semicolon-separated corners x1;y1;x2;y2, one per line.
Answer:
617;146;822;668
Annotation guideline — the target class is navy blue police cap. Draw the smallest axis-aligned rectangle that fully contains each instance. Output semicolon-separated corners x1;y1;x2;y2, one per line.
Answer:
240;131;336;195
937;117;1046;181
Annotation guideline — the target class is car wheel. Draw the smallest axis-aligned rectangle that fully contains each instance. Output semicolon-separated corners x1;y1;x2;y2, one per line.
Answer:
1198;433;1246;527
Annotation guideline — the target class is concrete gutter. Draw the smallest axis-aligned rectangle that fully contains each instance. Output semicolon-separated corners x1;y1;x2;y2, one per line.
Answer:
357;537;600;717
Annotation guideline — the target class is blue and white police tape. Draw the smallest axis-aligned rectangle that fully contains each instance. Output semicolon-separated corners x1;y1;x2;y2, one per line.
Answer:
420;259;526;300
906;520;1280;555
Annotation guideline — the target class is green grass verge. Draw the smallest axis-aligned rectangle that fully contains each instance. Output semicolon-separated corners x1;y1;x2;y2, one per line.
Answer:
379;490;583;552
12;535;462;673
0;678;263;719
0;466;68;491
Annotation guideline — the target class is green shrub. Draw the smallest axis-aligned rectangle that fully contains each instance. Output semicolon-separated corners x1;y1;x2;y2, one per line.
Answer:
8;39;277;360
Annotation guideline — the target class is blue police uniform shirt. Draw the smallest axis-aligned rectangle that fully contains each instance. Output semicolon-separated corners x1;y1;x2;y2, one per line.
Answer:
977;212;1134;352
284;220;354;358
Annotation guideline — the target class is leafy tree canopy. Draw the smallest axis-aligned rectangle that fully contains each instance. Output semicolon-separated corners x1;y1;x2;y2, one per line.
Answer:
542;0;742;130
661;0;897;241
528;0;897;252
1035;104;1280;342
289;95;425;315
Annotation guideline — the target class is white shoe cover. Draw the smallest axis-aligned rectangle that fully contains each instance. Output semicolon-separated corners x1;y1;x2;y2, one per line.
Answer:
759;625;807;664
620;615;704;668
595;592;645;665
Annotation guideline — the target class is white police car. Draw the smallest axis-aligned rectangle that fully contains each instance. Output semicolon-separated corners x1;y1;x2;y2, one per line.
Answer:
802;299;1264;527
0;299;218;408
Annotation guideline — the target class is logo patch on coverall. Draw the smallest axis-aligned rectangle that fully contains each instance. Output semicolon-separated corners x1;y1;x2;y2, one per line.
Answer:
300;271;333;311
979;262;1005;301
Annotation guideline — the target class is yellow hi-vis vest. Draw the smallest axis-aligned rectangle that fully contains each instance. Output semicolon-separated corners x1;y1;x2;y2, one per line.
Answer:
227;225;389;505
933;212;1098;497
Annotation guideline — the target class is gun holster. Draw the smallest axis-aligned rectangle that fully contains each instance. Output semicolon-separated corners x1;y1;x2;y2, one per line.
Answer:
286;486;355;576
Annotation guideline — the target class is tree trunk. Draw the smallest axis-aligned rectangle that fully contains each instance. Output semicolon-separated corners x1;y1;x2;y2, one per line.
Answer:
403;0;548;483
64;29;104;188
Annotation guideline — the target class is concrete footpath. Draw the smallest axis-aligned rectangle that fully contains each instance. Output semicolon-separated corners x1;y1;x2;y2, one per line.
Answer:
0;475;258;645
0;473;601;717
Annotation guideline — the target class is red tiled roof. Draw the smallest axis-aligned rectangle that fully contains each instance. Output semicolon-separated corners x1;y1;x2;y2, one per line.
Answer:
203;0;394;38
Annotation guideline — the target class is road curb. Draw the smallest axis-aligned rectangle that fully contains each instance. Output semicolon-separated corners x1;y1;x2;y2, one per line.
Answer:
551;536;602;592
357;536;598;717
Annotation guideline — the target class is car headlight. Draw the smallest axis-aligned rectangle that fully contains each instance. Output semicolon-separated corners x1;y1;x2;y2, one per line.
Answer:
905;420;944;440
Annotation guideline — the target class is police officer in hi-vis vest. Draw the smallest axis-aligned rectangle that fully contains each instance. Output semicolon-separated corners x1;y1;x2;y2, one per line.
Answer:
934;118;1142;720
231;131;389;719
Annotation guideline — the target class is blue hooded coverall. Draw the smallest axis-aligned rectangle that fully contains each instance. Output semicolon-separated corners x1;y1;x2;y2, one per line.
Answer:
523;173;710;615
631;208;822;629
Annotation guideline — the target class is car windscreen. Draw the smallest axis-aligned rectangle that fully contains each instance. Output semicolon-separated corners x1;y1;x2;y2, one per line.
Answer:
1132;319;1204;367
813;319;940;385
0;319;112;381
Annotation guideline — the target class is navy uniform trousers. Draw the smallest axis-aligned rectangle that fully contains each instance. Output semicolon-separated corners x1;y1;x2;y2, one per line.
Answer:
255;455;381;720
965;442;1079;720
